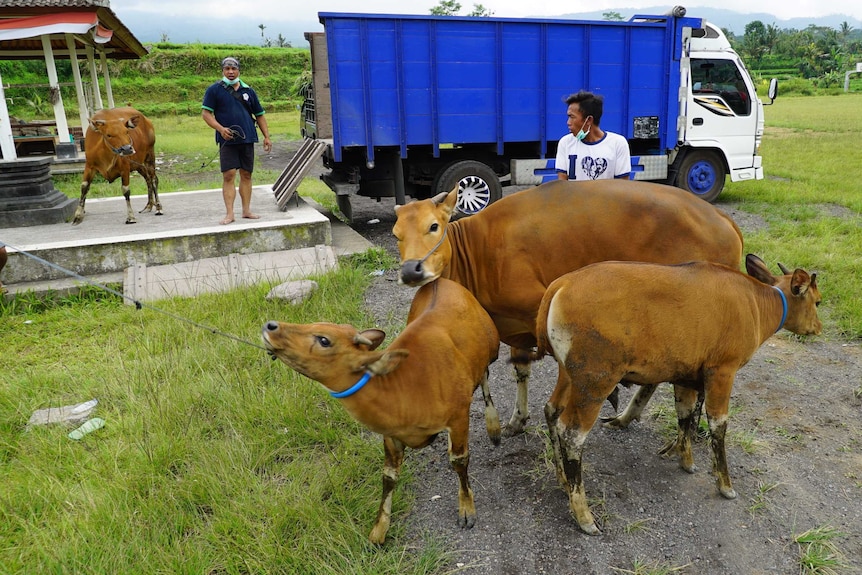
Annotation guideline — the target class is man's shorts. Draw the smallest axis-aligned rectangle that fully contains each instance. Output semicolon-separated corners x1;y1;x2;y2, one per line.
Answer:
219;143;255;173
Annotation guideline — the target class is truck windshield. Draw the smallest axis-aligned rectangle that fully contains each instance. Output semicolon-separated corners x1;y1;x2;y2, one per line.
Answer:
692;59;751;116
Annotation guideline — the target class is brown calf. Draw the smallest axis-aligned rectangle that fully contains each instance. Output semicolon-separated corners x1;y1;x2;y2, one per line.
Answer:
74;107;160;225
262;278;501;544
535;254;822;534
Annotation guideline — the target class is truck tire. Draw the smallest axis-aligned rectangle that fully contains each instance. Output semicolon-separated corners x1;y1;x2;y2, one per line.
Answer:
675;150;726;203
433;160;502;215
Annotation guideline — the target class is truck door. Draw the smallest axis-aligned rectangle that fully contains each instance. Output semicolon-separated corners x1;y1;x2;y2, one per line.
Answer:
687;58;758;173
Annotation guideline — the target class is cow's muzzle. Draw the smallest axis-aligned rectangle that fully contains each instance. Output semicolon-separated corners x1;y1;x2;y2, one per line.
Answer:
115;145;135;156
398;260;431;285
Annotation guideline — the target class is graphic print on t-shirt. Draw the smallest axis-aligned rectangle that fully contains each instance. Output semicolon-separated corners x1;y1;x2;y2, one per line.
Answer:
582;156;608;179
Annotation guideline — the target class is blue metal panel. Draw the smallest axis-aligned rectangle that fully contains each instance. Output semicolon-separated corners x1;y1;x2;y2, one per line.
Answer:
319;12;692;161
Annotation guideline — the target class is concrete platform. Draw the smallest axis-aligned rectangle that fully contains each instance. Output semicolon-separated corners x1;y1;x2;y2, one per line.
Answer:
0;185;373;299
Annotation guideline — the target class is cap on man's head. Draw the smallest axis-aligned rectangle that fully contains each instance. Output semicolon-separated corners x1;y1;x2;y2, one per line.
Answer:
221;57;240;69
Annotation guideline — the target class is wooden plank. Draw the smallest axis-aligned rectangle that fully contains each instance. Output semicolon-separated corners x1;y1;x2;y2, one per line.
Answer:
272;138;327;210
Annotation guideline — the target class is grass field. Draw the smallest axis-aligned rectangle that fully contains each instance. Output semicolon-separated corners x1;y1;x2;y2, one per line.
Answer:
1;93;861;574
718;93;862;338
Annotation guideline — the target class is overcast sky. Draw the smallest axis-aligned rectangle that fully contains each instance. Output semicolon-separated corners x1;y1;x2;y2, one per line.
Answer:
111;0;862;24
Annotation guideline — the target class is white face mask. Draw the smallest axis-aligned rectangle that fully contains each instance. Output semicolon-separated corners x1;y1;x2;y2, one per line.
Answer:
222;75;240;86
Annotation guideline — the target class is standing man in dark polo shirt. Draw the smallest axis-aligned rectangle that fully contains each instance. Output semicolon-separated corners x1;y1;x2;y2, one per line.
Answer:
202;56;272;225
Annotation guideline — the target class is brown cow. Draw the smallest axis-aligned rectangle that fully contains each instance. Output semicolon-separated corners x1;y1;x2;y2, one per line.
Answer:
392;179;744;435
73;107;161;225
262;278;501;544
536;255;822;534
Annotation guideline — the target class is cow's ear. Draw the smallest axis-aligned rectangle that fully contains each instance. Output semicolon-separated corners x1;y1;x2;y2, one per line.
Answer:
354;329;386;350
790;269;812;296
89;119;105;133
744;254;776;285
366;349;409;376
126;115;141;129
444;186;459;212
430;191;449;206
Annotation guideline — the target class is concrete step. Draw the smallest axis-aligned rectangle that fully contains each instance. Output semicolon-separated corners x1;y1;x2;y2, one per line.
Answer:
1;186;373;300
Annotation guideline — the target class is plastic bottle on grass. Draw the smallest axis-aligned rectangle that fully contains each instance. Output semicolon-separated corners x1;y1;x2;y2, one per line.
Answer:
68;418;105;440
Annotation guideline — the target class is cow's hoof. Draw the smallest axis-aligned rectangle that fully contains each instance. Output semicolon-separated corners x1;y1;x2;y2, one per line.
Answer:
458;512;476;530
579;521;601;536
601;415;633;429
719;486;738;499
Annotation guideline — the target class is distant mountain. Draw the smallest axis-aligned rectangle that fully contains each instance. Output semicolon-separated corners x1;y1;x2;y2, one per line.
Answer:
554;7;862;35
112;7;861;49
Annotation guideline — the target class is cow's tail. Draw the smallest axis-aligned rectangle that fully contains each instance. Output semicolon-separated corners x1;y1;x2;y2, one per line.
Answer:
533;282;561;361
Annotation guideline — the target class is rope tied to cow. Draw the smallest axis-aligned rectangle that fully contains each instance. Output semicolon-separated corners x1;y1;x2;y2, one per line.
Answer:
415;226;448;270
1;240;269;352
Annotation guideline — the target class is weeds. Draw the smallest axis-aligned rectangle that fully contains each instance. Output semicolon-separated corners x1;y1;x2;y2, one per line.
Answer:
748;481;781;515
610;559;691;574
795;525;848;574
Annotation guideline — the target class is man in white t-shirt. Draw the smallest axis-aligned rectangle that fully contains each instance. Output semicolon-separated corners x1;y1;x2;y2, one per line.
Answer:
555;91;631;181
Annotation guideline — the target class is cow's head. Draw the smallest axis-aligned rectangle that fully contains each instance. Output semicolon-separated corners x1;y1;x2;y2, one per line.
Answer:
262;321;409;386
745;254;822;336
392;187;458;286
88;113;141;156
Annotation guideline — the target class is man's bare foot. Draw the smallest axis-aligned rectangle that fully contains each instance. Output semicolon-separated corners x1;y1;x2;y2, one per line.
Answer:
220;216;234;225
242;213;260;220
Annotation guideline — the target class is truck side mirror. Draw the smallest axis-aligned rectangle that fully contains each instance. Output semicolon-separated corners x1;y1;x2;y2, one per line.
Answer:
766;78;779;104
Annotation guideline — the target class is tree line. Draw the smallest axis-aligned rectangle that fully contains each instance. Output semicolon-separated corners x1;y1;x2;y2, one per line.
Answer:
727;21;861;86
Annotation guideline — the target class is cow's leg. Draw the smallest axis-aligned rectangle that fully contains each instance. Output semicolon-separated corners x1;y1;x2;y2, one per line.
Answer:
503;347;531;436
72;169;95;225
658;385;699;473
448;423;476;530
138;162;162;216
544;369;605;535
704;369;738;500
121;172;136;224
602;385;658;429
478;369;501;446
369;436;405;544
545;396;602;535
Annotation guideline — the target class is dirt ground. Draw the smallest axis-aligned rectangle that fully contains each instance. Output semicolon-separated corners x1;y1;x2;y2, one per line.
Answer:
277;142;862;575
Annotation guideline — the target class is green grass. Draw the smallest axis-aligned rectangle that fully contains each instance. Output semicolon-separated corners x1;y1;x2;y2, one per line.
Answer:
716;93;862;338
0;252;446;575
795;525;849;575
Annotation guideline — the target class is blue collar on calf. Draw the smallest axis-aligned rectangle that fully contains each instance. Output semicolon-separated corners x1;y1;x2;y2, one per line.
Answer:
771;286;788;333
331;371;373;398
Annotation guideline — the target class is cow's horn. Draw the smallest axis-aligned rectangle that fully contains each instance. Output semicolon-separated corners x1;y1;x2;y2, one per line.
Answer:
354;334;374;346
777;262;791;275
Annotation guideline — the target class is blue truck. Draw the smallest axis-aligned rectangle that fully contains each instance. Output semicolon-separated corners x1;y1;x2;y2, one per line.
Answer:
301;7;776;220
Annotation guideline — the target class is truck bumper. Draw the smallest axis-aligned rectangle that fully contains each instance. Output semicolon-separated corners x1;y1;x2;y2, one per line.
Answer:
322;172;360;196
729;165;764;182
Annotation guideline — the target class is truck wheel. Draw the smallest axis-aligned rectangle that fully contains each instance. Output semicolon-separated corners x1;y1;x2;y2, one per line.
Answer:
675;151;726;203
433;160;502;215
